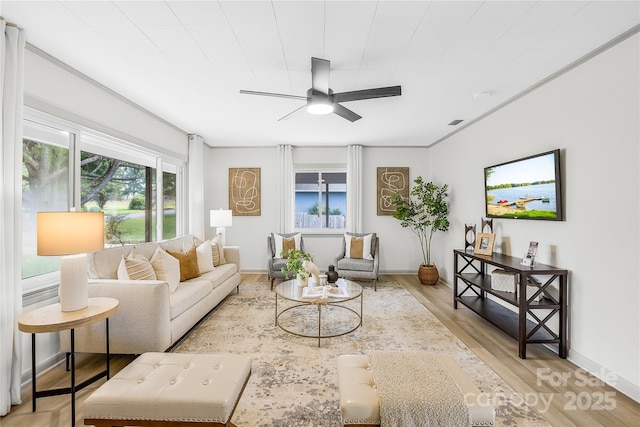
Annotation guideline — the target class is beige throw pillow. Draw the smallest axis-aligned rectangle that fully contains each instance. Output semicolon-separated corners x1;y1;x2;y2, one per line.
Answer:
117;249;157;281
167;246;201;282
281;237;296;258
345;233;374;260
273;233;301;258
349;237;365;259
150;246;180;293
211;233;227;266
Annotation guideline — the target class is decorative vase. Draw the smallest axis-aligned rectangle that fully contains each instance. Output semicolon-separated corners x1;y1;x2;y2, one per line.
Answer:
296;274;308;287
418;264;439;285
326;265;339;283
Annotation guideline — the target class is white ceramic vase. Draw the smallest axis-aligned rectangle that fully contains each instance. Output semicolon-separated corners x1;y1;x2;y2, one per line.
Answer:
296;274;308;287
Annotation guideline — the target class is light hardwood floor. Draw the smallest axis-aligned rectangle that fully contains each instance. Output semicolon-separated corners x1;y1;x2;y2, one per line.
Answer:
2;274;638;426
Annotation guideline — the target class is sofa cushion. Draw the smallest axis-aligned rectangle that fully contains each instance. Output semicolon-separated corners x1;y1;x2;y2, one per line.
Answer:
337;257;374;272
270;258;288;273
198;263;237;289
167;246;201;282
150;247;181;293
161;235;198;253
169;280;213;320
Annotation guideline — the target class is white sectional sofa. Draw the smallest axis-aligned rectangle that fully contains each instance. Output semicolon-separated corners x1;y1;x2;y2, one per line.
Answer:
60;235;241;355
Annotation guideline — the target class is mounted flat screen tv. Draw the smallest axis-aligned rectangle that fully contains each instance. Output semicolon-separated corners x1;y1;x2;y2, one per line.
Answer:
485;149;563;221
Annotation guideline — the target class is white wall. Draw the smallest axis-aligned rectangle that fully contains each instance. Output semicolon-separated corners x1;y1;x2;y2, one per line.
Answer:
23;48;187;160
204;146;280;270
428;34;640;401
204;145;430;272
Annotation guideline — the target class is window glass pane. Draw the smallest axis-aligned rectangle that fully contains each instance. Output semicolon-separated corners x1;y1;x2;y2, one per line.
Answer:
295;171;346;229
22;137;70;278
81;151;156;245
163;171;177;239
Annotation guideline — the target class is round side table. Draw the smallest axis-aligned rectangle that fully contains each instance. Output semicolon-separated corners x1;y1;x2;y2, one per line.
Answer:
19;297;119;427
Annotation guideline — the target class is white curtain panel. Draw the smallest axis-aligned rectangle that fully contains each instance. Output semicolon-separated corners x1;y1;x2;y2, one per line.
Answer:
187;134;205;239
347;145;363;233
0;18;25;415
277;145;293;233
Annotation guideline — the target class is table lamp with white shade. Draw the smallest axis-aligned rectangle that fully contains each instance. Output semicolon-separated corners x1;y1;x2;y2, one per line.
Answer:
37;211;104;312
210;209;232;246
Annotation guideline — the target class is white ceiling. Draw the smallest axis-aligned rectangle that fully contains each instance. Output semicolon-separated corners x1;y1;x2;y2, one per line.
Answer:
2;1;639;147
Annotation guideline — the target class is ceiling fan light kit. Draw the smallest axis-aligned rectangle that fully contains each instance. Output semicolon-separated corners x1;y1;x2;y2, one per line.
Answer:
240;57;401;122
307;89;334;115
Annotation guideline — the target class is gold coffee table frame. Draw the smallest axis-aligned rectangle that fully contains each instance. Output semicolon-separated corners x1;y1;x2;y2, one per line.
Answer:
275;279;363;346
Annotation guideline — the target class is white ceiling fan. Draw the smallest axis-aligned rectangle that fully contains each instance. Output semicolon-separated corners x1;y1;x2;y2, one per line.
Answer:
240;57;402;122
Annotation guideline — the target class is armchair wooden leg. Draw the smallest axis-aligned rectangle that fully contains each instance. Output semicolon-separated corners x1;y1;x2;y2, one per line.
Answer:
374;279;377;291
270;277;275;291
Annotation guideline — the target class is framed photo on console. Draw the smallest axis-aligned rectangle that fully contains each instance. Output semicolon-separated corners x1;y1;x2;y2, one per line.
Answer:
521;241;539;266
475;233;495;256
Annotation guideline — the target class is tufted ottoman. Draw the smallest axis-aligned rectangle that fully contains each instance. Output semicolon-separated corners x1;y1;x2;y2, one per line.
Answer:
337;354;495;426
84;352;251;427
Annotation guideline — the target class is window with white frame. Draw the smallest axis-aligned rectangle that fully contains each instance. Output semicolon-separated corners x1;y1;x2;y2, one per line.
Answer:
21;108;184;293
22;120;72;281
294;171;346;230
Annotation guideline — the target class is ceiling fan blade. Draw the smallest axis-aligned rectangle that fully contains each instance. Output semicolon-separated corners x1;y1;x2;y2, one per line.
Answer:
239;90;306;101
333;103;362;122
277;104;306;121
311;57;330;94
333;85;402;103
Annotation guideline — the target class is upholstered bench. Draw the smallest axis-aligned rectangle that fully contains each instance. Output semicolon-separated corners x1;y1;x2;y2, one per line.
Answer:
84;352;251;427
337;354;495;426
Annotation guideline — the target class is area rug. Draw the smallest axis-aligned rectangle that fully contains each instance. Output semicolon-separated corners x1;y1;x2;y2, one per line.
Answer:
173;280;550;427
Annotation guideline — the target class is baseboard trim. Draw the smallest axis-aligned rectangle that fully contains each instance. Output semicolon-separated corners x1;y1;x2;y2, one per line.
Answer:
568;349;640;403
21;352;66;387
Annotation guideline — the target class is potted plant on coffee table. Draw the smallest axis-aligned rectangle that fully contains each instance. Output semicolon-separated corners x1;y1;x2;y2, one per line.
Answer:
392;176;450;285
281;248;313;287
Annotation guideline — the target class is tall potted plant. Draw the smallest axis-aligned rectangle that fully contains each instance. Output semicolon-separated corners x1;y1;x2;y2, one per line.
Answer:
392;176;450;285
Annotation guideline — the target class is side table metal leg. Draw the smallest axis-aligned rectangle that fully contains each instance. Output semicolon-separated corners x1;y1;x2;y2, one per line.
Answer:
70;328;76;427
105;318;111;378
31;333;36;412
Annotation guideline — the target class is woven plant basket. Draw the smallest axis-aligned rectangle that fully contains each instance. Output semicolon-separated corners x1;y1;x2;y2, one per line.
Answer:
418;264;439;285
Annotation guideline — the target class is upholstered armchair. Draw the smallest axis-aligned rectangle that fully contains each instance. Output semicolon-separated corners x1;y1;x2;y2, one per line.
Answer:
334;233;380;291
267;232;306;290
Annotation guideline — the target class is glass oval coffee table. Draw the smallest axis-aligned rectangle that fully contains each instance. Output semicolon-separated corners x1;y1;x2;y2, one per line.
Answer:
274;279;363;346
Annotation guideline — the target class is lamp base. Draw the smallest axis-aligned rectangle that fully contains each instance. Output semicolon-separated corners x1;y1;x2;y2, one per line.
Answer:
59;254;89;312
216;226;227;246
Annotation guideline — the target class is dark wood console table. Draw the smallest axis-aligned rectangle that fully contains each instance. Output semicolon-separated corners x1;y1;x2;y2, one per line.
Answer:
453;249;568;359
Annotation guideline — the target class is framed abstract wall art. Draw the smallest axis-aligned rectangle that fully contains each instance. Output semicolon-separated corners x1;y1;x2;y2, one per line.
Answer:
229;168;261;216
376;167;409;216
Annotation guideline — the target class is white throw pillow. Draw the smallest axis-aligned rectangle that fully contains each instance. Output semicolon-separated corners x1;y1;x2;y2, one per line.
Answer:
195;240;215;273
273;233;301;258
150;246;181;293
344;233;374;260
